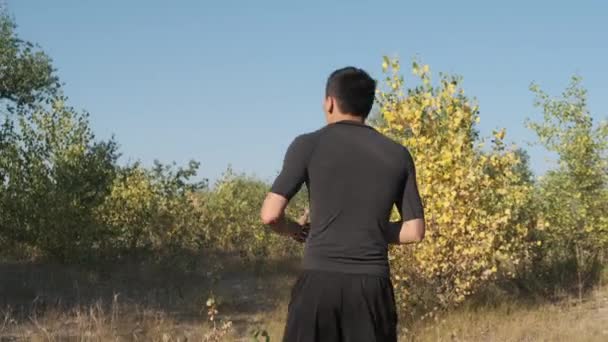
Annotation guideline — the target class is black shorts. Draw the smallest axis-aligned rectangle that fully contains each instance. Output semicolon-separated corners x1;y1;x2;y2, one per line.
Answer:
283;270;398;342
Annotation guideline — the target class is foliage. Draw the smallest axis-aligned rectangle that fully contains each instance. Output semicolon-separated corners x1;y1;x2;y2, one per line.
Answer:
376;57;534;310
198;168;306;260
527;76;608;297
0;13;59;109
0;12;207;262
96;160;206;256
0;98;118;261
0;13;85;259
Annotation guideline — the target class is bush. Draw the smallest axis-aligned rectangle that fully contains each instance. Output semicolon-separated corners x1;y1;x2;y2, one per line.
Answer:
198;169;306;260
96;160;206;257
376;57;534;311
0;99;118;261
525;76;608;298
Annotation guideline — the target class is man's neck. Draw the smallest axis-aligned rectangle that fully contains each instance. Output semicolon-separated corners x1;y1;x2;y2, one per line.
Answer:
328;114;365;125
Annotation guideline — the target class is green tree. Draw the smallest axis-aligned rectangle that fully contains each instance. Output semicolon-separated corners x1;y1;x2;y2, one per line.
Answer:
0;13;59;109
1;11;209;263
0;13;118;261
96;160;206;256
1;99;118;260
527;76;608;299
199;168;306;260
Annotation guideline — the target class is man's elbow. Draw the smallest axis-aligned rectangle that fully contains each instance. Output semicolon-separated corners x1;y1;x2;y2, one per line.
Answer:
260;212;275;225
413;226;425;242
260;193;288;225
260;209;280;226
414;220;426;242
400;219;425;243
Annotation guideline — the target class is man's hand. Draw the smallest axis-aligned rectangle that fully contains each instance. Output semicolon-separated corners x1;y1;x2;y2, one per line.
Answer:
289;208;310;243
260;193;310;242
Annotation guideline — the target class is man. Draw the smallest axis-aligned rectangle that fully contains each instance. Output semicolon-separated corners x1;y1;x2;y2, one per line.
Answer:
260;67;425;341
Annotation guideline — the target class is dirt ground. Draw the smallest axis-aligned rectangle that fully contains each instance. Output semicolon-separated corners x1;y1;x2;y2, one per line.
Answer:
1;256;607;341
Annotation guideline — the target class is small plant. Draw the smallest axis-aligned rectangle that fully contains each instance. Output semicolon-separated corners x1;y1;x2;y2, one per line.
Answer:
250;328;270;342
206;296;218;325
203;295;232;342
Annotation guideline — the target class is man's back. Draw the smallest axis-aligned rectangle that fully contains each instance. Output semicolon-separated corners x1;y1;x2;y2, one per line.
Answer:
262;66;424;342
271;120;423;276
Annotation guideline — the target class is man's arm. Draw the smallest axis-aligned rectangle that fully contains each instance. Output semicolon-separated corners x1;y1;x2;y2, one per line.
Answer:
261;193;308;241
388;148;425;245
385;219;425;244
260;135;313;241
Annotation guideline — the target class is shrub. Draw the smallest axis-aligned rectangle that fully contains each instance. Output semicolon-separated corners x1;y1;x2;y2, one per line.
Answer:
375;57;534;311
198;169;306;260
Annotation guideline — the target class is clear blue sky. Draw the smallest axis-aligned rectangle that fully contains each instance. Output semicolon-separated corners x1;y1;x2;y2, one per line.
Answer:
8;0;607;183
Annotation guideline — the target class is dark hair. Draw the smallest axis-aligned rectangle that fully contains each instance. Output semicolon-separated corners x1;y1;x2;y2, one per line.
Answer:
325;67;376;118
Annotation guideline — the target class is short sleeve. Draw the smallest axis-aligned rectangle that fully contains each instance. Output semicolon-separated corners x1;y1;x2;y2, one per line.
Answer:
270;135;314;200
399;148;424;221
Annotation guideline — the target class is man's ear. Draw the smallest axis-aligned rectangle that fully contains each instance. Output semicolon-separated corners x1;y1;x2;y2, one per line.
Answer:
327;96;334;114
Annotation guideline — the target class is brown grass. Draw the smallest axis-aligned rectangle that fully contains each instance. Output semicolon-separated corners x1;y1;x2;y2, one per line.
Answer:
1;297;213;340
247;287;608;342
1;256;607;341
404;286;608;342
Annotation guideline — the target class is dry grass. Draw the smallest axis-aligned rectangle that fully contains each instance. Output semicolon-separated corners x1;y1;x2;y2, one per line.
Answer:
0;254;295;341
404;286;608;342
0;296;212;340
248;286;608;342
2;291;607;341
1;257;607;341
0;302;237;341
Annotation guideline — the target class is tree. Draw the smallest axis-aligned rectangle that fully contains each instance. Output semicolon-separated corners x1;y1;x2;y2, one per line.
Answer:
527;76;608;299
198;168;307;260
0;13;118;261
376;57;533;311
0;13;59;109
0;98;119;260
96;160;206;256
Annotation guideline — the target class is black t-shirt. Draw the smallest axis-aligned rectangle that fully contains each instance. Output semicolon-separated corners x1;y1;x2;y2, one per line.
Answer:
271;120;424;277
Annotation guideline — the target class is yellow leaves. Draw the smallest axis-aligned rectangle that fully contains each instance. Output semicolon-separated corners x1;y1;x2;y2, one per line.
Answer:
378;57;532;310
391;58;400;72
416;136;432;147
382;56;400;73
383;110;396;123
447;83;456;96
51;98;65;111
410;121;422;135
494;128;506;140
